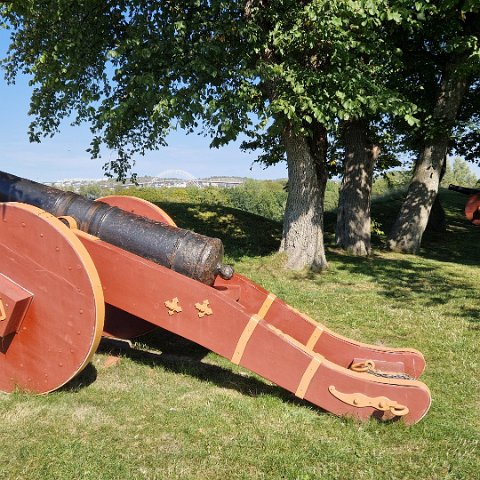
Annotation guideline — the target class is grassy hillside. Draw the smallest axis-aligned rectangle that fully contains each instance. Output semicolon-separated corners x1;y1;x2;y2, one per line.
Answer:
0;189;478;479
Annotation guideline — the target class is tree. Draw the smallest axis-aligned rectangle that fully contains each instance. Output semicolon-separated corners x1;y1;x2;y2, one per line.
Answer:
454;80;480;168
0;1;439;268
333;3;428;256
334;116;408;255
335;120;380;255
441;156;479;188
387;2;480;253
79;183;104;200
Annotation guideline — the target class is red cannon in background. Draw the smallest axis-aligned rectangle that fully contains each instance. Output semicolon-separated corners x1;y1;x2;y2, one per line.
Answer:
0;171;431;424
448;184;480;226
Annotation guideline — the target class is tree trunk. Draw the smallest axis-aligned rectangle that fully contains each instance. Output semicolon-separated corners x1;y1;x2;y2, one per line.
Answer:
280;123;328;271
336;119;379;255
426;155;447;233
387;64;468;253
426;195;447;232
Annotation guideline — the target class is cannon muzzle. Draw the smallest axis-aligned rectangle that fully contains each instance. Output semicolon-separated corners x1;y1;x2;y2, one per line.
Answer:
0;170;232;285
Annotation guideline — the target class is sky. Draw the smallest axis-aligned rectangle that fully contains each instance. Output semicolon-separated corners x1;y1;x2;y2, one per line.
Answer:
0;29;287;182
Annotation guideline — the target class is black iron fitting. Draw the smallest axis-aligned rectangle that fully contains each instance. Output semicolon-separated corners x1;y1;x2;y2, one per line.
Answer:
448;184;480;196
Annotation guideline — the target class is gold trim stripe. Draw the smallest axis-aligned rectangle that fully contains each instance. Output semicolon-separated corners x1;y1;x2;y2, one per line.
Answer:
231;314;261;365
257;293;276;319
0;299;6;321
305;325;324;351
296;356;323;399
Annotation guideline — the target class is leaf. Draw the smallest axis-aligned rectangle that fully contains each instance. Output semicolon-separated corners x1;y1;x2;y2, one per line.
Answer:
405;114;420;127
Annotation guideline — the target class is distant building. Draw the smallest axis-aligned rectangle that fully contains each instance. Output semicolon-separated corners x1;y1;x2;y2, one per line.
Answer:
44;176;245;192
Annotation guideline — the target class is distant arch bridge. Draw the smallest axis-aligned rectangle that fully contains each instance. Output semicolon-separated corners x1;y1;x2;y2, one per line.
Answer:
151;169;201;188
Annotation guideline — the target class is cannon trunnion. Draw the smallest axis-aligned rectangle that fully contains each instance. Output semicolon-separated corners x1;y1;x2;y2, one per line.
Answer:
0;171;431;424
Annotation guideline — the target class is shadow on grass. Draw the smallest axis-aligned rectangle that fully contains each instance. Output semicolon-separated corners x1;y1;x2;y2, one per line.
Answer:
96;329;323;414
420;219;480;267
372;189;480;267
461;308;480;330
154;202;282;259
317;249;478;317
61;363;98;392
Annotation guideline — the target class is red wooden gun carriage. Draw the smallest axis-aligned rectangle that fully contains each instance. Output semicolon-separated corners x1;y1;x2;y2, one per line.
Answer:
448;184;480;225
0;171;431;424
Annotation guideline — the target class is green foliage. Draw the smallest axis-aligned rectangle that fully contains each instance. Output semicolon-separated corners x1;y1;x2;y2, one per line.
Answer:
388;2;480;156
324;180;340;211
370;218;385;237
118;179;341;223
222;180;287;222
455;83;480;164
1;0;451;178
372;169;412;196
120;180;288;222
441;156;479;188
78;183;104;200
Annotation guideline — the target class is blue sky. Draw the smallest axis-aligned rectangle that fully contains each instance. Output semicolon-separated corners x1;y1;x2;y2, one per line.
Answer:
0;29;287;182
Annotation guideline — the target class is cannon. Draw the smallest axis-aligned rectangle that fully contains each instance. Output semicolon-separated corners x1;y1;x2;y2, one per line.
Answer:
448;184;480;225
0;171;431;424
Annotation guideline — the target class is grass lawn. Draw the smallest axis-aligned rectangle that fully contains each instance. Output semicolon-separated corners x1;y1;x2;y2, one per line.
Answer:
0;189;478;479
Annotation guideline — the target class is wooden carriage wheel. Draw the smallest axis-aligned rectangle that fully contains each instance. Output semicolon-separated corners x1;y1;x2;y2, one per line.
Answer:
0;203;104;393
465;193;480;225
95;195;176;339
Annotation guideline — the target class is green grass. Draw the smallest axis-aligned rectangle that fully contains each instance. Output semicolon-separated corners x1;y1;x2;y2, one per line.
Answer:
0;189;478;479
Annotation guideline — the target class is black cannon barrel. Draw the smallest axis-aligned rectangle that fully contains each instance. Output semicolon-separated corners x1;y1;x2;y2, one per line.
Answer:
448;184;480;195
0;171;233;285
